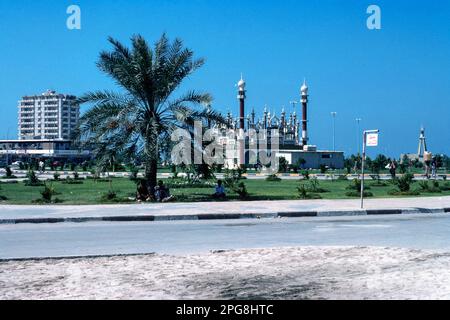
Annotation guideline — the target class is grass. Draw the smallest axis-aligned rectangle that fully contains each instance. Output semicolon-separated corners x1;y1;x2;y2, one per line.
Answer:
0;178;449;205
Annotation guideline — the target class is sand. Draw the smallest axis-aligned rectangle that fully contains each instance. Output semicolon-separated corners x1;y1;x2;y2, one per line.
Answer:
1;246;450;300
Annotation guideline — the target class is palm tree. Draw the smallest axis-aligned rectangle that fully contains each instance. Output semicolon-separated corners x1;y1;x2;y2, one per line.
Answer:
75;34;224;192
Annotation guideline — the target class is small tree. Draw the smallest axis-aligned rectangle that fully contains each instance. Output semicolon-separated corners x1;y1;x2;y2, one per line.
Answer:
40;184;56;203
6;166;15;179
278;157;289;173
319;164;328;174
25;170;43;186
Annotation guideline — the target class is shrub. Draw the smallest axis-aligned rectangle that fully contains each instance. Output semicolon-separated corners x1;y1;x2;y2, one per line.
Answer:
101;190;117;201
388;189;420;196
73;171;79;180
62;176;84;184
369;174;387;186
419;181;441;193
301;170;310;180
278;156;289;173
346;179;370;191
308;178;328;193
265;174;281;182
53;172;60;181
440;182;450;191
297;183;322;199
395;173;415;192
235;182;249;200
345;191;373;197
320;164;328;174
24;170;44;186
297;184;308;199
224;177;249;200
41;184;56;202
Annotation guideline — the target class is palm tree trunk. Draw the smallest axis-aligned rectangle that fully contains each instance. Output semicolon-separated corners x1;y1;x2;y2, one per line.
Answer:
145;137;159;196
145;158;158;191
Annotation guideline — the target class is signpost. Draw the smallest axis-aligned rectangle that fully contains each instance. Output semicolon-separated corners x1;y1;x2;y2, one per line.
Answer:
360;129;379;208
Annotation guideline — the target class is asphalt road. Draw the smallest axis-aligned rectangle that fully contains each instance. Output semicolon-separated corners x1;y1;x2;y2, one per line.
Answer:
2;213;450;259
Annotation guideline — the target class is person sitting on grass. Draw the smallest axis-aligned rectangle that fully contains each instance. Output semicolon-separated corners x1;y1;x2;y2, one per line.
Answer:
154;180;174;202
136;179;152;202
212;179;226;199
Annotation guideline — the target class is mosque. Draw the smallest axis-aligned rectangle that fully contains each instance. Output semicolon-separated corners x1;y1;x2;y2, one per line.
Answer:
214;76;344;170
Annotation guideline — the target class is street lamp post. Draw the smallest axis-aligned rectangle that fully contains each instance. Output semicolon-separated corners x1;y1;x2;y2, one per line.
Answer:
331;112;337;151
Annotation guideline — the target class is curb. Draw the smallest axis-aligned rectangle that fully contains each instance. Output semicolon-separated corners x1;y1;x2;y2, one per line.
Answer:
1;207;449;225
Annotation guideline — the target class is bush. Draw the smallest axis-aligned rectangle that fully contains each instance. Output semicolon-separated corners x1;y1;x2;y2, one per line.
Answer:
265;174;281;182
224;177;249;200
41;184;56;202
440;182;450;191
419;181;441;193
73;171;79;180
24;170;44;186
345;191;373;197
235;182;249;200
53;172;60;181
62;176;84;184
101;190;117;201
308;178;328;193
394;173;415;192
301;170;310;180
369;174;387;186
346;179;370;191
320;164;328;174
297;183;322;199
388;189;420;196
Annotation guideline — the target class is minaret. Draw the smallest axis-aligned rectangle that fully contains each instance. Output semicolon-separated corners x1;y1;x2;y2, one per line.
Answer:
237;75;246;166
418;126;428;158
300;79;309;146
251;107;256;128
237;74;246;130
263;106;268;129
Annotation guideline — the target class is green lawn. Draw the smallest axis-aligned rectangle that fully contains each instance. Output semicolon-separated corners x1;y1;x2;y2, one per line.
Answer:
0;177;449;205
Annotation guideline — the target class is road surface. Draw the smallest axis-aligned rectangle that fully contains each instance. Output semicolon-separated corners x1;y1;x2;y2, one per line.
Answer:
2;213;450;259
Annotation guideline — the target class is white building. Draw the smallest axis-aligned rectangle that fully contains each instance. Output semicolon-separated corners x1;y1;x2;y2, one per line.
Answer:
18;90;79;140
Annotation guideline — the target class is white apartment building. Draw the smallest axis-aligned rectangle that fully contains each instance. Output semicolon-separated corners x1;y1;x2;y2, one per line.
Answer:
18;90;79;140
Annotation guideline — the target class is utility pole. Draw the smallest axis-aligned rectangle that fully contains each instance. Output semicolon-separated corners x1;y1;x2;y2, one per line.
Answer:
331;112;337;151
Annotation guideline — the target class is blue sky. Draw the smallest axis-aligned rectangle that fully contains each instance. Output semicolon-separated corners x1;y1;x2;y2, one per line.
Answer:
0;0;448;157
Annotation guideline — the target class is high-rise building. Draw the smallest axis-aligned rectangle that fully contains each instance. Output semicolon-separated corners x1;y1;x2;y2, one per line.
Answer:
18;90;79;140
